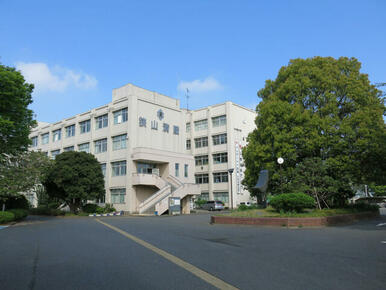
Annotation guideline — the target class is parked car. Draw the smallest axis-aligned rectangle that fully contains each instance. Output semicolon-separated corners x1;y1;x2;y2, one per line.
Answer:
239;202;251;207
202;200;224;211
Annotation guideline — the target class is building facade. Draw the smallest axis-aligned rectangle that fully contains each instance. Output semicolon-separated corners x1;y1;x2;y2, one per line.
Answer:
29;83;256;213
184;102;256;208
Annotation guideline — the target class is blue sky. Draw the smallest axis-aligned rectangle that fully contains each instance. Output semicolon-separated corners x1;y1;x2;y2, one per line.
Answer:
1;0;385;123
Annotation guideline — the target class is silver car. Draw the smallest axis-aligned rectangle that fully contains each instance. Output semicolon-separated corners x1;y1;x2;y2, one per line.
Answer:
202;200;224;211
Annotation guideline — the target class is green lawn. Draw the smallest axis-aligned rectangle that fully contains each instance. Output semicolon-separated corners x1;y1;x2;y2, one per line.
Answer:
221;207;376;218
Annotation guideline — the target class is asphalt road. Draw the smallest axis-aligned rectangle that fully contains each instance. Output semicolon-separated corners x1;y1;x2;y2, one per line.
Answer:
0;213;385;290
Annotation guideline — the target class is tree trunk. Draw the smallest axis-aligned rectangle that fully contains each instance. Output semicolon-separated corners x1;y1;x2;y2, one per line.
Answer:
2;203;5;211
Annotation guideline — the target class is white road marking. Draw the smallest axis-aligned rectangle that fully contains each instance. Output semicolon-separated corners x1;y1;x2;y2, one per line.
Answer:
0;226;9;230
381;241;386;244
376;223;386;227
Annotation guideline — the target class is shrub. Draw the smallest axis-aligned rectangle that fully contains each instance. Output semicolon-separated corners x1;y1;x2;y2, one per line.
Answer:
270;193;315;213
8;209;28;220
103;204;116;213
5;195;30;210
348;202;379;212
195;199;207;209
0;211;15;224
82;204;101;214
29;206;65;216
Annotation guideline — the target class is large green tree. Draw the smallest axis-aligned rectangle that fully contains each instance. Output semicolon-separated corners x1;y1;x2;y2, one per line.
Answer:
43;151;105;213
243;56;386;207
0;151;52;209
0;64;36;155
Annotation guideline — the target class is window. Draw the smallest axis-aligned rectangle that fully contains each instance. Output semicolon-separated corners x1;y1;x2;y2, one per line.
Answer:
41;133;49;145
95;114;108;129
214;192;229;203
52;129;61;142
195;173;209;184
112;134;127;151
194;119;208;131
200;192;209;201
186;123;191;132
212;115;226;127
194;137;208;148
173;125;179;135
64;146;74;152
137;162;156;174
213;152;228;164
111;161;126;176
78;143;90;153
113;108;128;124
51;150;60;159
186;139;191;150
163;123;169;133
101;163;106;177
110;188;125;204
31;136;38;147
79;120;90;134
175;163;179;177
195;155;208;166
139;117;147;127
213;172;228;183
212;133;227;145
65;125;75;138
94;139;107;154
151;120;158;130
184;164;188;178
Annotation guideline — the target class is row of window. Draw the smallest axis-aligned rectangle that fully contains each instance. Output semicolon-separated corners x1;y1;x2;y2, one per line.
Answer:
195;152;228;166
186;133;227;150
186;115;226;133
48;134;128;158
195;172;229;184
31;108;129;147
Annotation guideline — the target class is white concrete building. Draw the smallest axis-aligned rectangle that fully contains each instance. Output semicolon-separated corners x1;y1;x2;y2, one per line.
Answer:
184;102;256;208
29;83;256;213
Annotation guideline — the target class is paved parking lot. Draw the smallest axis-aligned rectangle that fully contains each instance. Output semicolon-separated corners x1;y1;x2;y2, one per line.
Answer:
1;213;385;290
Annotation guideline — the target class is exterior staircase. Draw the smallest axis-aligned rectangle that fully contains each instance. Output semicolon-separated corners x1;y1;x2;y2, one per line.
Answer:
138;174;200;215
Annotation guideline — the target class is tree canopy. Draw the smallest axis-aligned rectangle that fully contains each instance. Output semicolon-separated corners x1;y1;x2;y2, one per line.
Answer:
243;56;386;207
0;151;52;207
43;151;105;213
0;64;36;155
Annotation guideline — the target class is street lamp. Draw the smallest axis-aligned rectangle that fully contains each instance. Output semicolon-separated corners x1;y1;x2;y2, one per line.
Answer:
228;168;234;210
277;157;284;194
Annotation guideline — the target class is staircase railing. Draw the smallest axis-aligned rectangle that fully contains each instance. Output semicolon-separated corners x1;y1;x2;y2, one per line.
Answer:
138;185;171;213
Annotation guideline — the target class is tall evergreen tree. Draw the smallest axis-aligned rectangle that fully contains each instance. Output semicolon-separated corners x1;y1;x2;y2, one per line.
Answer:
243;57;385;207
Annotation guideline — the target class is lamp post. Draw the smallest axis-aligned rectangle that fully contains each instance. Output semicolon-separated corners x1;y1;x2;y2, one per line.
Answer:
228;168;234;210
277;157;284;194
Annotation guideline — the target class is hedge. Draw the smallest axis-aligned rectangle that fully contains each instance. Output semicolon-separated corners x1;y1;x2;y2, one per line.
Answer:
270;193;315;213
0;209;28;224
29;206;65;216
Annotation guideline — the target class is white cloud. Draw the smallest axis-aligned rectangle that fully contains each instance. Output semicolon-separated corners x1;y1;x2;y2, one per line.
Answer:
15;62;97;92
177;76;222;93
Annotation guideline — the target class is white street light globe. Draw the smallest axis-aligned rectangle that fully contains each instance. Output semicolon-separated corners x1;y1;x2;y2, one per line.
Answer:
277;157;284;164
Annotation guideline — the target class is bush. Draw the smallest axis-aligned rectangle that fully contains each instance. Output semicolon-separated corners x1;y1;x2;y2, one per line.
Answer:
270;193;315;213
0;211;15;224
82;204;101;213
195;199;207;209
8;209;28;220
82;203;116;214
103;204;116;213
29;206;65;216
348;202;379;212
5;195;30;210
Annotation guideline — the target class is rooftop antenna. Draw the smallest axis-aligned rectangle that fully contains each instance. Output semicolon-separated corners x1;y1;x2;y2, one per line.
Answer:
186;88;190;110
